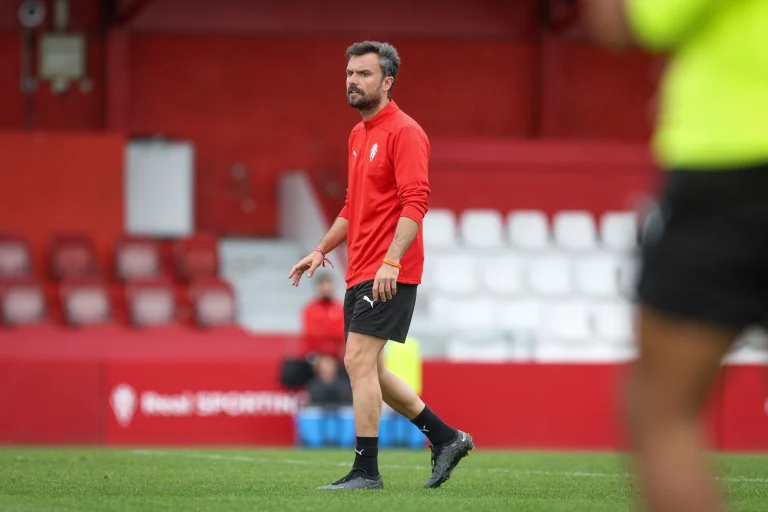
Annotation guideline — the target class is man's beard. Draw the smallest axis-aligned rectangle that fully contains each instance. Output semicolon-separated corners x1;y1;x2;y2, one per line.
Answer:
347;86;382;111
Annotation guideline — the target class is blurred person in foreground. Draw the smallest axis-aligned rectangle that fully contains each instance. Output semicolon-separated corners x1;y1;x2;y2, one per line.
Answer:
289;41;472;490
584;1;768;511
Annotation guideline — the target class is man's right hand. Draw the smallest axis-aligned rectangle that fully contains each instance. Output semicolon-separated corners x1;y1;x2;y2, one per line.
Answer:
288;250;325;286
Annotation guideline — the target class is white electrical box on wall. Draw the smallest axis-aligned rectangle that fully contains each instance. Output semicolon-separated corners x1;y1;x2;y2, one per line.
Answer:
125;140;195;237
39;33;85;80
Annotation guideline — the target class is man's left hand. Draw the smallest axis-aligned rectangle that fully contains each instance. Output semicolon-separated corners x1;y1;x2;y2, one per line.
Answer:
373;262;399;302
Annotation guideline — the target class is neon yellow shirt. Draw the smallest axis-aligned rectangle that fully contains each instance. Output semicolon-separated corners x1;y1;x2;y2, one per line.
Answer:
627;0;768;169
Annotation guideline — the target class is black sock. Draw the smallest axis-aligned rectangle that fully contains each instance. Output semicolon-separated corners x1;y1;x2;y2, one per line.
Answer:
411;405;457;446
352;436;379;476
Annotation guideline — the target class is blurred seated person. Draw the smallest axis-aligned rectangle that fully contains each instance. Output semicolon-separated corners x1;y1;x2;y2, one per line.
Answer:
307;347;352;408
281;274;348;397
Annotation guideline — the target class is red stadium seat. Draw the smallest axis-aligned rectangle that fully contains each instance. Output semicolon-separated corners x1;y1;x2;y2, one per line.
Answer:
60;277;112;327
189;277;237;328
125;277;177;328
50;233;99;281
0;277;47;327
174;234;219;282
115;235;162;281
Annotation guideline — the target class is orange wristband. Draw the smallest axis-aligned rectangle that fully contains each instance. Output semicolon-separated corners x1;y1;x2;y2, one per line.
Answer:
383;258;402;269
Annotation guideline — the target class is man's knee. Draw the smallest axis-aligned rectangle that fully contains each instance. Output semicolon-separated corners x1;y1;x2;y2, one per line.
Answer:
344;332;384;380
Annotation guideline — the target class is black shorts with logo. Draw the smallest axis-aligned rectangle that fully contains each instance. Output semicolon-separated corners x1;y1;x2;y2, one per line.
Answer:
344;280;418;343
637;164;768;330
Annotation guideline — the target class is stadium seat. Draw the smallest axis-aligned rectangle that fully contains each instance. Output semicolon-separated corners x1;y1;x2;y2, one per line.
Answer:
189;277;237;328
0;234;32;278
426;295;454;327
125;277;176;328
50;233;99;280
527;254;572;296
446;336;508;362
481;254;525;295
433;254;478;295
0;277;47;327
422;209;457;248
498;298;545;341
552;211;598;251
619;257;639;298
600;211;639;251
573;254;621;297
174;234;219;282
60;277;112;327
593;301;634;343
115;236;162;281
460;209;504;248
543;300;592;343
451;297;499;330
507;210;550;250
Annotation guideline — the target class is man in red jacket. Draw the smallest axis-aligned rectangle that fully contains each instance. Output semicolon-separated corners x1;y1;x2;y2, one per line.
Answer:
301;274;345;363
289;41;472;491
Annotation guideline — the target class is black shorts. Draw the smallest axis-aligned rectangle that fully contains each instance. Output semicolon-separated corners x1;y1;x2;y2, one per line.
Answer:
637;165;768;330
344;280;418;343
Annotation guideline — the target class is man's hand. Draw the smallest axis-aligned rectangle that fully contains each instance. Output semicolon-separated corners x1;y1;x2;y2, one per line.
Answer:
288;251;325;286
373;262;399;302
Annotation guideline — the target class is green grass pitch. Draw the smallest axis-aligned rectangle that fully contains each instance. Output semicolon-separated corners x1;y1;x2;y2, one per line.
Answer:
1;447;767;511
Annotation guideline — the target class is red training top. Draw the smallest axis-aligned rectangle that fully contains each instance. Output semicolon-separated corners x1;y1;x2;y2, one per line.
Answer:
301;298;345;362
338;100;431;289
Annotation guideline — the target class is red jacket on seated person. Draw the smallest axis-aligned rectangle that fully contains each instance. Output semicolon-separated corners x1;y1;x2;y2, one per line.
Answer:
301;274;345;363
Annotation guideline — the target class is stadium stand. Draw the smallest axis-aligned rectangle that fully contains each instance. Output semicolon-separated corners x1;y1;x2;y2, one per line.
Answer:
414;208;640;361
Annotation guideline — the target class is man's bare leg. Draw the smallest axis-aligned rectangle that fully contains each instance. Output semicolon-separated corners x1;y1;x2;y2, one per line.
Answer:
376;351;472;488
377;351;425;419
344;332;386;475
627;305;737;512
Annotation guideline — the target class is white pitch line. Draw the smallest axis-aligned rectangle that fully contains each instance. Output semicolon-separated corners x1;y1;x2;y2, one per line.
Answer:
131;449;768;484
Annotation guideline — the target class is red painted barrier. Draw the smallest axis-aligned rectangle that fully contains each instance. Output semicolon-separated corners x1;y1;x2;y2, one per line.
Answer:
0;331;764;450
105;361;305;446
720;365;768;451
0;360;103;444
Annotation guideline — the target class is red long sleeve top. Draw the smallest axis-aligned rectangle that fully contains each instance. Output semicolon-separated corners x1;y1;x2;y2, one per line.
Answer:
301;298;345;362
338;100;431;289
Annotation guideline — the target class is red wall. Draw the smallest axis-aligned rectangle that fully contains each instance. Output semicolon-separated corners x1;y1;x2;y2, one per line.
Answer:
1;332;766;450
128;36;537;236
0;0;661;237
0;132;125;275
0;0;106;130
127;0;539;39
427;139;658;217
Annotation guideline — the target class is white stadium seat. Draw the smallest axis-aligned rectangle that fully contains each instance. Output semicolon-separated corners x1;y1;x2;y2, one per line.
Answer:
480;254;525;295
433;254;478;295
619;257;639;298
499;299;545;337
507;210;550;250
553;210;598;251
592;301;634;343
543;300;592;343
573;254;621;298
460;209;505;248
423;209;457;248
427;296;498;331
426;295;454;326
600;211;638;251
446;334;508;362
452;297;499;330
527;254;572;296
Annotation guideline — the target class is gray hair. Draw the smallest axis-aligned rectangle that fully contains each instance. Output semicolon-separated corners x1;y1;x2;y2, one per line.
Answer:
345;41;400;97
